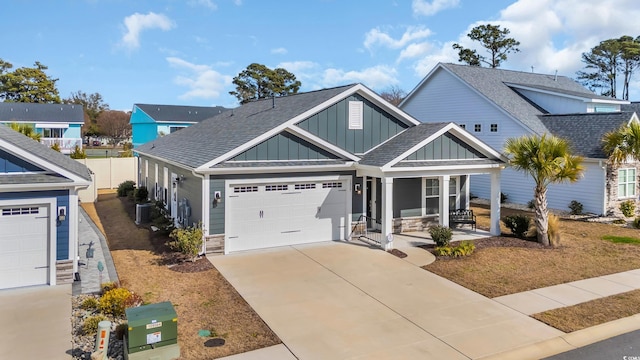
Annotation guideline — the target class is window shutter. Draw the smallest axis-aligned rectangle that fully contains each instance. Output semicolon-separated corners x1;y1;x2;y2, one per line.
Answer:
348;101;363;129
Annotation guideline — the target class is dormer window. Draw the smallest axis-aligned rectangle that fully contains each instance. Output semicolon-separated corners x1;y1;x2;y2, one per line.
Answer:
348;101;363;129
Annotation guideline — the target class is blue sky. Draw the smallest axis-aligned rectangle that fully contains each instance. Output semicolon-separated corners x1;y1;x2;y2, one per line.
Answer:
2;0;640;110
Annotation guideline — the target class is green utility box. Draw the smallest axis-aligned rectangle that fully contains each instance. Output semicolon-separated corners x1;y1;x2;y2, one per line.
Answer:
125;301;178;354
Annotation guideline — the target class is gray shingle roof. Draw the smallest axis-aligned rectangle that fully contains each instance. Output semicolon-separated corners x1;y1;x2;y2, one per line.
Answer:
622;102;640;114
0;125;92;182
538;112;633;158
134;104;231;123
0;173;73;185
0;103;84;124
360;123;449;167
136;84;357;169
508;83;616;101
439;63;603;134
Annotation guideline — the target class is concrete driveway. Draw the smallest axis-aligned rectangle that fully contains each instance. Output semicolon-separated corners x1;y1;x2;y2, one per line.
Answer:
211;241;562;360
0;284;72;359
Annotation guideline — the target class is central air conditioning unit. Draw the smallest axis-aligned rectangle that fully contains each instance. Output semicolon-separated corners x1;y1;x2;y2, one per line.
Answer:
136;203;153;224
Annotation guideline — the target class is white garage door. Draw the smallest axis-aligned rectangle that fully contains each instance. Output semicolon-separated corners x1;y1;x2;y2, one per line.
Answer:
0;205;49;289
226;178;349;253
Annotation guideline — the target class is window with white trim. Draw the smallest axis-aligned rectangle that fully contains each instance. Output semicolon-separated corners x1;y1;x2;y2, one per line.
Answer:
42;128;64;138
2;207;39;216
233;186;258;193
490;123;498;132
448;178;458;211
425;179;439;215
295;183;316;190
618;168;636;198
348;101;363;129
265;184;288;191
474;124;481;132
459;124;466;129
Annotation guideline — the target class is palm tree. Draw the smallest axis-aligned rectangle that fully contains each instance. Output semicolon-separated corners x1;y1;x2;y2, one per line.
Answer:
504;134;584;246
602;121;640;165
8;122;42;141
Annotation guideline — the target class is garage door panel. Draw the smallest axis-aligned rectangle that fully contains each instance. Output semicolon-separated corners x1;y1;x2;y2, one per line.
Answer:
0;205;49;289
227;179;348;253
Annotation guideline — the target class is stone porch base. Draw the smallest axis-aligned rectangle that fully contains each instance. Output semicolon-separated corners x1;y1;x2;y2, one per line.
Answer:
393;216;440;233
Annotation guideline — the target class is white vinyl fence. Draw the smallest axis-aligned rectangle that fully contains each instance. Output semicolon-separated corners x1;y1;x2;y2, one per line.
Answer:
76;158;138;202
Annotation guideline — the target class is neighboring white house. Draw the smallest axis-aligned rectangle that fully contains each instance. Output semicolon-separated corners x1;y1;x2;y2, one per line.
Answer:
401;63;635;215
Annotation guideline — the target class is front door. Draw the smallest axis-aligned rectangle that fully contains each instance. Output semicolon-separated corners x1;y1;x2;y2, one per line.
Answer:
366;179;379;230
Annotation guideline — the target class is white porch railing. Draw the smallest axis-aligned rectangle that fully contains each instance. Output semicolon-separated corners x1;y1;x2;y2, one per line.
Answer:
40;138;82;153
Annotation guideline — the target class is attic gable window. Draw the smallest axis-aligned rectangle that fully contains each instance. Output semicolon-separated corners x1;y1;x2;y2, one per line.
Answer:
348;101;363;130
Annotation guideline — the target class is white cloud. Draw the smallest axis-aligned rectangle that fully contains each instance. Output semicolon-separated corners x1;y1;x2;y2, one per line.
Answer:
166;57;232;100
120;12;175;50
271;47;288;55
398;42;433;62
364;26;432;51
412;0;460;16
321;65;399;90
188;0;217;10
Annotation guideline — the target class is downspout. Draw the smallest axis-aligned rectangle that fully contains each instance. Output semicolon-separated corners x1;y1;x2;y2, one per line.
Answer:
191;170;208;255
600;160;607;216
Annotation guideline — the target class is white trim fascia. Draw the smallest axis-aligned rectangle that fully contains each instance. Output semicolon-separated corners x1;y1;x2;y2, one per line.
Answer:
155;121;198;125
380;164;503;179
35;123;69;129
134;151;194;172
386;162;503;173
355;164;385;178
0;197;57;286
197;162;356;175
628;113;640;125
196;83;419;171
0;181;91;192
285;127;360;161
377;123;506;170
0;139;90;184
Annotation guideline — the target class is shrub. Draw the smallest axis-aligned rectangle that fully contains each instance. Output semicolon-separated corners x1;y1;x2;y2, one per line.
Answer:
548;213;561;247
428;225;452;247
70;145;87;159
568;200;583;215
151;200;174;233
134;186;149;203
502;214;531;238
634;216;640;229
620;200;636;218
50;143;61;152
500;192;508;204
613;218;627;225
527;199;535;210
117;181;136;197
169;223;204;262
452;241;476;257
83;315;107;335
80;297;99;311
99;287;136;316
434;246;453;256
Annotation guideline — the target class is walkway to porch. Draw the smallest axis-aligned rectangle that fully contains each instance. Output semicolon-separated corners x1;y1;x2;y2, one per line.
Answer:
389;228;493;267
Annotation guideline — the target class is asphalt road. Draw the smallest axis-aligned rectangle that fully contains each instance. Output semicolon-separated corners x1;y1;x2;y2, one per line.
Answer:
544;329;640;360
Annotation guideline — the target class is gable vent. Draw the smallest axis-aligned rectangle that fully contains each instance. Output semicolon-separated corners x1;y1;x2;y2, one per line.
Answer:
348;101;363;130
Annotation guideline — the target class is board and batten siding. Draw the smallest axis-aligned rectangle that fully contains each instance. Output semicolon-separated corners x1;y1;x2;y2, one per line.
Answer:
297;94;409;154
404;133;485;161
401;67;531;152
514;89;587;114
231;132;340;161
209;179;225;235
471;161;606;214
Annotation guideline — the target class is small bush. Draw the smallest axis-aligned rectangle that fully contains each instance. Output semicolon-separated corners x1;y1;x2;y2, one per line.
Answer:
548;213;561;247
70;145;87;159
428;225;452;247
500;192;508;204
568;200;583;215
613;218;627;225
134;186;149;203
151;201;174;233
169;223;204;262
452;241;476;257
633;216;640;229
83;315;107;335
50;143;61;152
502;214;531;238
527;199;535;210
117;181;136;197
80;297;99;311
434;246;453;256
620;200;636;218
99;287;136;316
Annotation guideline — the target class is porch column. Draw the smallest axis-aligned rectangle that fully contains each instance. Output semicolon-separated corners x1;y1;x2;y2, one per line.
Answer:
361;176;367;223
440;175;450;228
381;176;394;250
490;169;501;236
